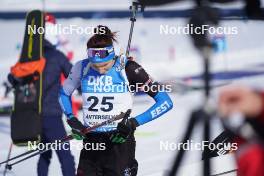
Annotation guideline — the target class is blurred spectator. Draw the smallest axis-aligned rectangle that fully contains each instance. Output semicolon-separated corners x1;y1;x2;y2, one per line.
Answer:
218;86;264;176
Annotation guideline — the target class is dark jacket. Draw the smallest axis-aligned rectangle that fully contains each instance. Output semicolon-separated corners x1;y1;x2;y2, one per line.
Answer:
42;40;72;117
8;40;73;117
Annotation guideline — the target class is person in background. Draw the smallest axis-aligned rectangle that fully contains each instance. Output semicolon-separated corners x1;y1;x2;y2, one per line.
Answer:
8;13;76;176
45;13;81;116
218;86;264;176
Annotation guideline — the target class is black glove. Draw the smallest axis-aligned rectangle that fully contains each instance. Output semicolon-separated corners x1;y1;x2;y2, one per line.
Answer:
7;73;20;87
110;118;139;144
8;73;37;87
67;117;86;140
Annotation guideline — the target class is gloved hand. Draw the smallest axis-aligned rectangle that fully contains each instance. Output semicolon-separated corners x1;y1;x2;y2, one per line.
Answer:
67;116;86;140
8;73;21;87
110;118;139;144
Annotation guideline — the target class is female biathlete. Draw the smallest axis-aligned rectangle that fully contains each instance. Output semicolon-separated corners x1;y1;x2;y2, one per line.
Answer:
59;26;173;176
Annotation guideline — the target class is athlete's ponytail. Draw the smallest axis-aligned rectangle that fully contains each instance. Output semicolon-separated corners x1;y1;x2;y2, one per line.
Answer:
87;25;117;49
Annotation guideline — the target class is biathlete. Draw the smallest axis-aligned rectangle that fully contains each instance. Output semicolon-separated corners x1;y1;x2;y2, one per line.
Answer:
59;25;173;176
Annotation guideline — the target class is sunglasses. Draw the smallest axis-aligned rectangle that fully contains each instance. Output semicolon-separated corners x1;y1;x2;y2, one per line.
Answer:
87;46;114;59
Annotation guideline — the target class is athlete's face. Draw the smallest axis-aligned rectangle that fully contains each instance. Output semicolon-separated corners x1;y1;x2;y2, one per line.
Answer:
91;59;114;74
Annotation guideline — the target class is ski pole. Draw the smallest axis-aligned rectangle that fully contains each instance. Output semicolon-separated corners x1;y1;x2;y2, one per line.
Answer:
0;110;129;167
3;143;13;176
3;109;131;169
0;148;39;166
125;0;144;57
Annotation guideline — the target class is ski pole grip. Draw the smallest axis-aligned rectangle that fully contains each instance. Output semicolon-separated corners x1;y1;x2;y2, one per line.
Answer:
121;109;132;123
129;0;144;17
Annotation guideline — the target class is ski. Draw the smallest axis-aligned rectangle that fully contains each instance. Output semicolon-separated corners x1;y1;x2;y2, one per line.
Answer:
10;10;45;146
